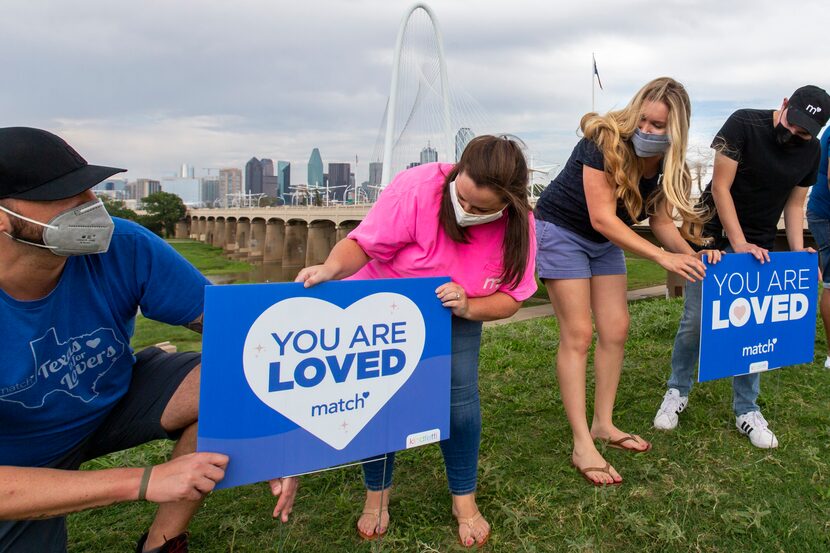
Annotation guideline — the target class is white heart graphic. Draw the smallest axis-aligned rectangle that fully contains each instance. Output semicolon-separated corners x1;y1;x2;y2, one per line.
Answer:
86;338;101;349
243;293;426;450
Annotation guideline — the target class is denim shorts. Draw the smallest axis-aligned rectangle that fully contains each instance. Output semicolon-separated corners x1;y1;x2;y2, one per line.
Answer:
807;212;830;287
535;219;626;279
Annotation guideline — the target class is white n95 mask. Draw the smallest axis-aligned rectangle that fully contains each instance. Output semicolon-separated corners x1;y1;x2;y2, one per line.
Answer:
0;198;114;256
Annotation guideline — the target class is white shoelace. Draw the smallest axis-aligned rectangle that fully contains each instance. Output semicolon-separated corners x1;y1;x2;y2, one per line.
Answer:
660;391;684;415
743;411;769;432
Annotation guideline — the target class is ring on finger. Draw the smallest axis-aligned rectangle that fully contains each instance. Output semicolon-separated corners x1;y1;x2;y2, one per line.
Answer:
455;292;460;300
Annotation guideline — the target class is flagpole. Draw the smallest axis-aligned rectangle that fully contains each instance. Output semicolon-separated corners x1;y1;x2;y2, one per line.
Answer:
591;52;595;112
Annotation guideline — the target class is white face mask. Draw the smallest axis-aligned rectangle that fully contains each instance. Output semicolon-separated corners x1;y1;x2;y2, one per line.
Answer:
0;198;114;256
449;180;505;227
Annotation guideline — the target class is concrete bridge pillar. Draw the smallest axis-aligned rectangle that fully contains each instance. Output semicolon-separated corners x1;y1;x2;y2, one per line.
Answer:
306;221;336;266
214;219;226;248
199;219;209;241
223;220;237;252
250;220;266;260
175;221;189;239
206;220;216;245
264;221;285;263
335;221;359;243
283;221;308;269
236;220;251;255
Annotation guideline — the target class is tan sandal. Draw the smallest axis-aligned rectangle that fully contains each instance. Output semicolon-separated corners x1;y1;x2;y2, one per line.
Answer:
356;507;389;541
455;510;490;548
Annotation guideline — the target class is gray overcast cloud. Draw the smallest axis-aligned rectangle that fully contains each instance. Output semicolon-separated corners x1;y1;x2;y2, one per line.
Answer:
1;0;827;183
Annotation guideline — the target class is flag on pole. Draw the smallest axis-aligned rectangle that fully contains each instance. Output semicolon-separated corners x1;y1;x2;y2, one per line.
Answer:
592;54;603;90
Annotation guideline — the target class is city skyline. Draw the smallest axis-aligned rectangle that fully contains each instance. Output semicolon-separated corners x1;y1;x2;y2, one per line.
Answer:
2;0;827;185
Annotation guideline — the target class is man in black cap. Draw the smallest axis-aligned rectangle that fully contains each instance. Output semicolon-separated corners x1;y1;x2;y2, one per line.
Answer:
0;128;297;552
654;85;830;448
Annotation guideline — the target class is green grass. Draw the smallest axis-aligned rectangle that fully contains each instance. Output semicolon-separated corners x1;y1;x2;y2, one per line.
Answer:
166;239;254;275
68;300;830;552
624;253;667;291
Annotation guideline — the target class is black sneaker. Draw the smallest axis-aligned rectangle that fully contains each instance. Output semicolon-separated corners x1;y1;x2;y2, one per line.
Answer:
135;531;189;553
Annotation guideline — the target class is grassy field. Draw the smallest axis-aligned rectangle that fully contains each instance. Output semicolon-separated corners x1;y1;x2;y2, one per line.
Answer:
68;296;830;552
166;239;254;275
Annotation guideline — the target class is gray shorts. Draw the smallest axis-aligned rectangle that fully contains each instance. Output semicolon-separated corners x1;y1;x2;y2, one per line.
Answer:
0;347;200;553
535;219;626;279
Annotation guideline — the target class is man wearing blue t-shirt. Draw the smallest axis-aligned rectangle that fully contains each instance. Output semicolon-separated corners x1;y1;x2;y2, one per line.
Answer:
806;126;830;368
0;128;296;553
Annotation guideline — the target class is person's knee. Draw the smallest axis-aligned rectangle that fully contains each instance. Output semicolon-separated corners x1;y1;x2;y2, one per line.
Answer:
561;325;594;355
599;314;629;347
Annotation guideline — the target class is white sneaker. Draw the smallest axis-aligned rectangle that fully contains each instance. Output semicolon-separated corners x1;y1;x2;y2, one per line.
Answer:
653;388;688;430
736;411;779;449
824;355;830;369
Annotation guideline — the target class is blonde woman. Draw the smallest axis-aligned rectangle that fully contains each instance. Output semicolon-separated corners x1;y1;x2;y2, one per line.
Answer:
534;77;718;485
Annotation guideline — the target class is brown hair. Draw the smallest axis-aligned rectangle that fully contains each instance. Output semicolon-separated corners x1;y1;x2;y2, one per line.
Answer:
440;135;531;288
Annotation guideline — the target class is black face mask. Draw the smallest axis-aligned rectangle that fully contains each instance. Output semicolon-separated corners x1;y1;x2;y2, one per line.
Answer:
774;122;808;147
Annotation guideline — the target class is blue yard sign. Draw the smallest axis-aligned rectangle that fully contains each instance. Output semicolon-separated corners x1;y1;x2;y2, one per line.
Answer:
197;277;451;489
698;252;817;382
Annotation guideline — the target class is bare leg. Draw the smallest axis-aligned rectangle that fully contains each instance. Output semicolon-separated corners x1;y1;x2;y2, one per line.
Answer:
588;275;649;450
143;366;202;550
546;278;620;484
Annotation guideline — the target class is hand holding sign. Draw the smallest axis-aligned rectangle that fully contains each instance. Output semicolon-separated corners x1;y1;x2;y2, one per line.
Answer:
269;476;299;522
144;453;229;503
732;241;770;263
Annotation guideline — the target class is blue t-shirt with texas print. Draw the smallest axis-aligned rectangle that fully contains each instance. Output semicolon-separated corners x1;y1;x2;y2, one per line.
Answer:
0;218;209;467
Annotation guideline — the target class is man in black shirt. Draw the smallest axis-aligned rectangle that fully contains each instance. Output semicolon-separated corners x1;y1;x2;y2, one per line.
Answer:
654;85;830;448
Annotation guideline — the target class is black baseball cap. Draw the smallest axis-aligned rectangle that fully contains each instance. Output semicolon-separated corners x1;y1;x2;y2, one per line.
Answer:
0;127;126;201
787;85;830;138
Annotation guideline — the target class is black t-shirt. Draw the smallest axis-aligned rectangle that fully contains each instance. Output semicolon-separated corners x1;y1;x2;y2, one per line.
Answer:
701;109;820;250
535;137;661;243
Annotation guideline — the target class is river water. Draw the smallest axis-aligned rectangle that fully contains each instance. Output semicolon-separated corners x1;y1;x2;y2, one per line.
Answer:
207;262;302;285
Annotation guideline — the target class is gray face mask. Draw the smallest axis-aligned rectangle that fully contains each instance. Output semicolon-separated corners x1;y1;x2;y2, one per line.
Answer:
0;199;114;256
631;128;671;158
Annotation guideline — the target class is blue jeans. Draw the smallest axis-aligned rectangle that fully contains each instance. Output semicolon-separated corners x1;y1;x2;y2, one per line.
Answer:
667;279;761;416
363;316;483;495
807;212;830;286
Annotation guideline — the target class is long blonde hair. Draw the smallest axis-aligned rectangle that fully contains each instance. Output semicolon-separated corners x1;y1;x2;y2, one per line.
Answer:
581;76;707;243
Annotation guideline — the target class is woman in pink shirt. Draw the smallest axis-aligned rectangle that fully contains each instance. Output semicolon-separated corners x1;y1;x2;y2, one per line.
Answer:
296;135;537;548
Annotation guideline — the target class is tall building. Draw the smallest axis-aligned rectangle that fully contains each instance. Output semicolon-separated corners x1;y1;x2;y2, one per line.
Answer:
368;162;383;186
219;168;243;207
134;179;161;205
260;158;278;199
179;163;195;178
245;157;263;195
455;127;475;161
420;143;438;164
262;175;279;200
278;161;291;199
260;158;274;177
308;148;324;189
161;177;200;206
201;177;221;207
328;163;350;202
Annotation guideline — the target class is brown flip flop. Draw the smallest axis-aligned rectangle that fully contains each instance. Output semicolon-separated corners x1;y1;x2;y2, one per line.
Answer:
572;460;622;486
601;433;652;453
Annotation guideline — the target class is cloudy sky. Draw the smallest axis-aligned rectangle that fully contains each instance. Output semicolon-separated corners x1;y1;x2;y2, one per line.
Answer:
1;0;827;185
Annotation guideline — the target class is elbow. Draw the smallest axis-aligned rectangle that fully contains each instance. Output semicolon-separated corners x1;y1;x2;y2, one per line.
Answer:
589;215;611;236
